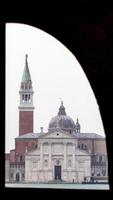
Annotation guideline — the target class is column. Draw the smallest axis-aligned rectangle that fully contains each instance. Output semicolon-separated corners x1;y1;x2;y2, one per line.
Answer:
64;142;67;170
40;143;43;169
49;142;52;169
72;143;75;170
31;93;33;105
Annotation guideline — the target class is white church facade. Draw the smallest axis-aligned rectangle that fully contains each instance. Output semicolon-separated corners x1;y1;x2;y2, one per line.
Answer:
25;130;91;183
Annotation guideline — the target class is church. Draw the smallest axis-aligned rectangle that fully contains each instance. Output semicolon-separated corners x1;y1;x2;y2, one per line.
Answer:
5;55;108;183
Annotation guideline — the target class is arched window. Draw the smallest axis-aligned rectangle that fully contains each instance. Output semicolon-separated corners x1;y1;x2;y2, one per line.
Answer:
25;94;28;101
22;94;24;100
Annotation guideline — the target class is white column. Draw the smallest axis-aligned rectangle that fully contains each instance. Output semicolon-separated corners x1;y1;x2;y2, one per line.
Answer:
40;143;43;169
49;143;52;169
64;142;67;169
72;143;75;170
20;93;23;105
31;93;33;105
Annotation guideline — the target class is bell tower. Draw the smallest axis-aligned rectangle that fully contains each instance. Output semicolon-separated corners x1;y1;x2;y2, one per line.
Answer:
18;55;34;136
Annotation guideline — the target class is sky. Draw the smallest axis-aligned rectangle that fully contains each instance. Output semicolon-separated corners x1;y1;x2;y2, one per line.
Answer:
5;23;105;153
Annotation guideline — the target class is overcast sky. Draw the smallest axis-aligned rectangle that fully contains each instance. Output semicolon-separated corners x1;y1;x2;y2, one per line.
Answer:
5;23;105;153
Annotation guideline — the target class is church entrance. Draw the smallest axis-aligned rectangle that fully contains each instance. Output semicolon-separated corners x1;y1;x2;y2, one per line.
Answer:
16;173;20;182
54;165;61;180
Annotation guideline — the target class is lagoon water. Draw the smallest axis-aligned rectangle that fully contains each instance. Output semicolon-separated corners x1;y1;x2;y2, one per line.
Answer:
5;183;109;190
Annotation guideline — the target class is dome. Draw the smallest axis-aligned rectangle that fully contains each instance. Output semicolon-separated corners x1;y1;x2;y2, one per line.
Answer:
48;115;76;132
48;101;76;133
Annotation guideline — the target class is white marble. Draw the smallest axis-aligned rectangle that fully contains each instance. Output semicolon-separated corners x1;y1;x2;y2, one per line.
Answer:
25;130;91;183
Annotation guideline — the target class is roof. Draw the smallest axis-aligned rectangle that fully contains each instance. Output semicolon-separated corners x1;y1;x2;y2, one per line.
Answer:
48;101;76;131
15;131;104;140
15;132;42;139
75;133;104;139
48;114;76;129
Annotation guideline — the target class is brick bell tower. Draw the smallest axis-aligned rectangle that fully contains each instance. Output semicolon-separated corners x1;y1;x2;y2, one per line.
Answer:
19;54;34;136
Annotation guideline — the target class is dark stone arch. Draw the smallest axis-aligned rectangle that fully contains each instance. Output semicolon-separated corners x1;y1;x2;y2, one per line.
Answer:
1;6;113;190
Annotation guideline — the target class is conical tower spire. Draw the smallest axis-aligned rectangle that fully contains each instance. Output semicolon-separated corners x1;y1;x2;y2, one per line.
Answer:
21;54;31;83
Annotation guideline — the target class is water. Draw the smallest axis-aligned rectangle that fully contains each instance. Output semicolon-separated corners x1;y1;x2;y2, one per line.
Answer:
5;183;110;190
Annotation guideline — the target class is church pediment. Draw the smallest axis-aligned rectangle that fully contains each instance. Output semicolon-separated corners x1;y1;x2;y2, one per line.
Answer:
38;130;76;139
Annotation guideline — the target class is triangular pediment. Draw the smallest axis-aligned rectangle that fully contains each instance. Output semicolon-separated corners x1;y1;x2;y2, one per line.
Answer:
38;130;76;139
